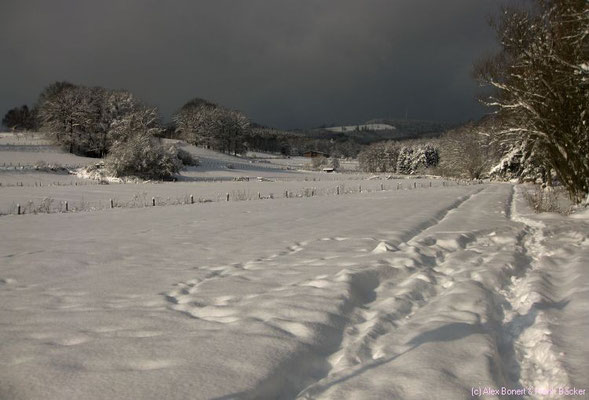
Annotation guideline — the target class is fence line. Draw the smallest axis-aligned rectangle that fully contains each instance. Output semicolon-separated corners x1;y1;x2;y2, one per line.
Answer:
2;179;481;217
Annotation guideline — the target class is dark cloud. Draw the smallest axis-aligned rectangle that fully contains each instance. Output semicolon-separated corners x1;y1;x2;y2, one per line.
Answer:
0;0;502;129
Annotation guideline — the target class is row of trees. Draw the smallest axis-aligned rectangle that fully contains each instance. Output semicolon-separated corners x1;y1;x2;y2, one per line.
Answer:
244;126;363;158
173;101;364;158
357;116;506;179
436;118;501;180
5;82;356;176
358;141;439;174
173;98;250;155
37;82;149;157
30;82;184;179
476;0;588;202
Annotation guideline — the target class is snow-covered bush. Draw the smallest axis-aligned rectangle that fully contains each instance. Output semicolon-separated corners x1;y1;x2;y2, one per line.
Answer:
104;108;182;180
106;135;181;180
524;185;569;214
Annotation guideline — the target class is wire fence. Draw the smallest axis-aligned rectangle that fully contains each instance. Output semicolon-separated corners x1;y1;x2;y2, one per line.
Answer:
2;179;484;217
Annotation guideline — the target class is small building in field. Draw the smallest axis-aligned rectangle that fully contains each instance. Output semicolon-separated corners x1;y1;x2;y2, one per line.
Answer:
303;151;329;158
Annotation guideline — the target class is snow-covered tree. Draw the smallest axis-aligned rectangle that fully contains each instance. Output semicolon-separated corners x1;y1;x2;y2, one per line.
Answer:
359;141;438;174
383;142;401;172
37;83;145;157
107;106;161;145
174;99;250;155
358;142;400;172
396;146;414;174
358;145;379;172
476;0;589;201
421;144;439;169
438;122;498;179
98;90;142;155
38;85;103;156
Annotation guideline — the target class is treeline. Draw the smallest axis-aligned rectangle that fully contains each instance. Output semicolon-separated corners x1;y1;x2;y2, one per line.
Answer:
19;81;194;179
3;82;361;178
475;0;588;202
357;116;504;179
244;126;363;158
172;98;364;157
358;141;439;175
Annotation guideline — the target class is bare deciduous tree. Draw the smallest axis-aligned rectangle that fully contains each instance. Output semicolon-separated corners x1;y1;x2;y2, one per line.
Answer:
438;122;499;179
476;0;589;201
37;82;144;157
174;99;250;155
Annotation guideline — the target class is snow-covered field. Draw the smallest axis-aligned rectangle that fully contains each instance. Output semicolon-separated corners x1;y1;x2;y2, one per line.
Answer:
1;133;588;399
0;133;424;214
1;183;588;399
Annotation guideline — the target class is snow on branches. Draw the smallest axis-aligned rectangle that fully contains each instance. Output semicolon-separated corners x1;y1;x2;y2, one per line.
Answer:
476;0;589;202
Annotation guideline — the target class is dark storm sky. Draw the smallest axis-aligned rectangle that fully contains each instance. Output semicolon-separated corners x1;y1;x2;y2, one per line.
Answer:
0;0;503;129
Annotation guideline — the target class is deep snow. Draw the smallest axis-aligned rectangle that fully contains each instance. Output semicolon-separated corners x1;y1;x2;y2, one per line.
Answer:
1;184;588;399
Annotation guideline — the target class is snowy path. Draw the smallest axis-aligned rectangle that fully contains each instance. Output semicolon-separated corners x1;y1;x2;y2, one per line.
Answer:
0;184;587;399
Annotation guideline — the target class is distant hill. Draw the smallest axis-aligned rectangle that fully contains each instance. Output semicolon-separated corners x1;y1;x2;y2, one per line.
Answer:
306;119;460;144
366;118;458;138
246;118;465;157
324;123;396;133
